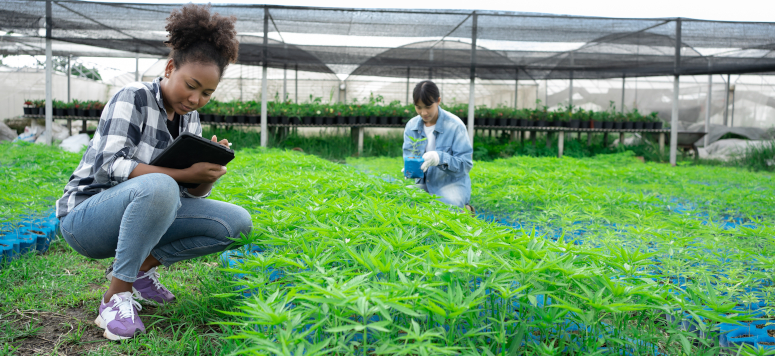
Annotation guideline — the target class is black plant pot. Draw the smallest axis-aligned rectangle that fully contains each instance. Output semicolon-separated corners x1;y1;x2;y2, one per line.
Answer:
302;116;311;125
591;120;602;129
237;115;247;124
390;116;400;125
475;118;485;126
624;122;634;129
357;116;368;124
268;116;277;124
67;108;76;117
53;108;63;116
224;116;235;124
87;109;96;117
603;121;614;129
535;120;547;127
280;116;289;125
23;107;32;115
634;121;644;130
614;122;623;129
379;116;388;125
77;108;85;117
654;122;663;129
248;116;259;124
506;119;516;127
325;117;335;125
314;116;324;125
518;119;529;127
644;122;654;129
369;116;377;125
568;120;580;128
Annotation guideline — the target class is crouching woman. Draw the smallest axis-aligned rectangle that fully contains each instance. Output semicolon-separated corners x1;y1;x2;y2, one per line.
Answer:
403;80;474;212
55;4;251;340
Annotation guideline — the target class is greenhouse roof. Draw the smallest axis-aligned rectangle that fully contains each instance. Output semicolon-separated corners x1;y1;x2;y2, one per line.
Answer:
1;0;774;80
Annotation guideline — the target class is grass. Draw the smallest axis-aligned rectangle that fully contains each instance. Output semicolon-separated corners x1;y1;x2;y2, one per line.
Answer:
2;137;775;355
0;142;247;355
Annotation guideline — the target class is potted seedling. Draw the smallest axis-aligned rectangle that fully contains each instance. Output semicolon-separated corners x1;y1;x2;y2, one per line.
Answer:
404;136;426;179
23;100;33;115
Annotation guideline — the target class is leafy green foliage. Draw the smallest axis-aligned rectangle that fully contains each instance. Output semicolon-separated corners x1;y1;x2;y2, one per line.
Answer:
0;142;81;226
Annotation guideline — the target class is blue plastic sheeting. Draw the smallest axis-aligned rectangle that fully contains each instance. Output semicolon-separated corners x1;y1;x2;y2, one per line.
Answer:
0;210;60;268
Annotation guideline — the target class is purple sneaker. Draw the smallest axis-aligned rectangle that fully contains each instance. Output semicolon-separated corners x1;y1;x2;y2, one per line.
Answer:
105;265;175;304
94;291;145;340
133;267;176;304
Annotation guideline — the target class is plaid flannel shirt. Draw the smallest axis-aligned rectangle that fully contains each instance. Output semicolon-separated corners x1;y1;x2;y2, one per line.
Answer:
56;77;208;219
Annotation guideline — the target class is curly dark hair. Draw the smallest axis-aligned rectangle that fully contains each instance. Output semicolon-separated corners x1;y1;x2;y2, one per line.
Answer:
164;4;239;77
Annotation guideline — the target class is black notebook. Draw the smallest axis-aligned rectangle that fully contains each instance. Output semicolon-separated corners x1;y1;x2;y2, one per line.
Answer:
149;132;235;188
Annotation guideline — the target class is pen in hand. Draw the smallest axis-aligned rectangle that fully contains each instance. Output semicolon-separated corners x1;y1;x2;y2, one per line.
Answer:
211;135;232;148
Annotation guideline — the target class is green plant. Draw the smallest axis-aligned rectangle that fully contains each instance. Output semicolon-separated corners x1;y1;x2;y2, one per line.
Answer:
406;136;427;157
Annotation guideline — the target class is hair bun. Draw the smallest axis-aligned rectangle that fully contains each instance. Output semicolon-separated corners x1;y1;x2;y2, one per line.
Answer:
165;4;238;65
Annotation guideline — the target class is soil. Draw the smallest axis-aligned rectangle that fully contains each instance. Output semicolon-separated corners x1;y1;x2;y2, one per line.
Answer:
769;329;775;338
760;342;775;346
6;302;166;355
731;334;754;338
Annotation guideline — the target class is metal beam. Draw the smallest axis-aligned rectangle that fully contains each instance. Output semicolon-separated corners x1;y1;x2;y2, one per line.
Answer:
723;73;730;125
282;63;287;102
467;12;477;144
295;63;298;103
260;7;269;147
730;84;736;127
67;55;71;102
405;67;410;105
135;51;139;81
621;74;626;112
704;69;712;147
45;0;52;145
669;18;682;166
514;68;519;110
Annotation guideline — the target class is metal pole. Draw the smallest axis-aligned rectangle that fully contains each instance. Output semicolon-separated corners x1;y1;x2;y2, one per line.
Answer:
428;48;433;80
723;73;730;126
405;67;410;105
704;71;712;147
730;85;736;127
544;79;548;107
67;55;71;102
568;52;574;109
135;52;139;81
569;72;573;108
669;18;682;166
260;7;269;147
514;68;519;110
282;63;287;102
467;12;477;143
45;0;52;145
295;63;298;103
621;74;626;112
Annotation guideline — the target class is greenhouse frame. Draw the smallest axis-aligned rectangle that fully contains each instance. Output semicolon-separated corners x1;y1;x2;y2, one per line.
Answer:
2;0;775;164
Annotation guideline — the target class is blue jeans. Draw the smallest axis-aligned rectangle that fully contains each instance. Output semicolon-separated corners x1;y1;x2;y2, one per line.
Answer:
59;173;252;283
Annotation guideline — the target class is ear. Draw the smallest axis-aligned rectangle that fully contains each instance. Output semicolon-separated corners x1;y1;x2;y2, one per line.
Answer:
164;59;175;78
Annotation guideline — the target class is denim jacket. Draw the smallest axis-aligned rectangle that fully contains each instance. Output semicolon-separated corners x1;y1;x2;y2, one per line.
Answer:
402;108;473;207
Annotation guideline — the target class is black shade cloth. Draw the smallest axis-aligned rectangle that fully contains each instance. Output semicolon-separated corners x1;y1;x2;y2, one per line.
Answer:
1;1;774;80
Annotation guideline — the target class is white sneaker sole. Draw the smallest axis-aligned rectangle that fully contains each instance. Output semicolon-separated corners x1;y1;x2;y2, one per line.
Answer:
94;315;133;340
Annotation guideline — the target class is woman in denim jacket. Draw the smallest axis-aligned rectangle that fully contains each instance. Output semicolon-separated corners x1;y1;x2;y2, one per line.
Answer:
403;81;474;213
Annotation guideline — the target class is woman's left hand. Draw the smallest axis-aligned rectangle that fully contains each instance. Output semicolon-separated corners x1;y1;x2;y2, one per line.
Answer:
211;135;232;148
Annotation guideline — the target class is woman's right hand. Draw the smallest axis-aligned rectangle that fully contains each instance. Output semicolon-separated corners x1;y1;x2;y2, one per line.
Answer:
184;162;227;184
